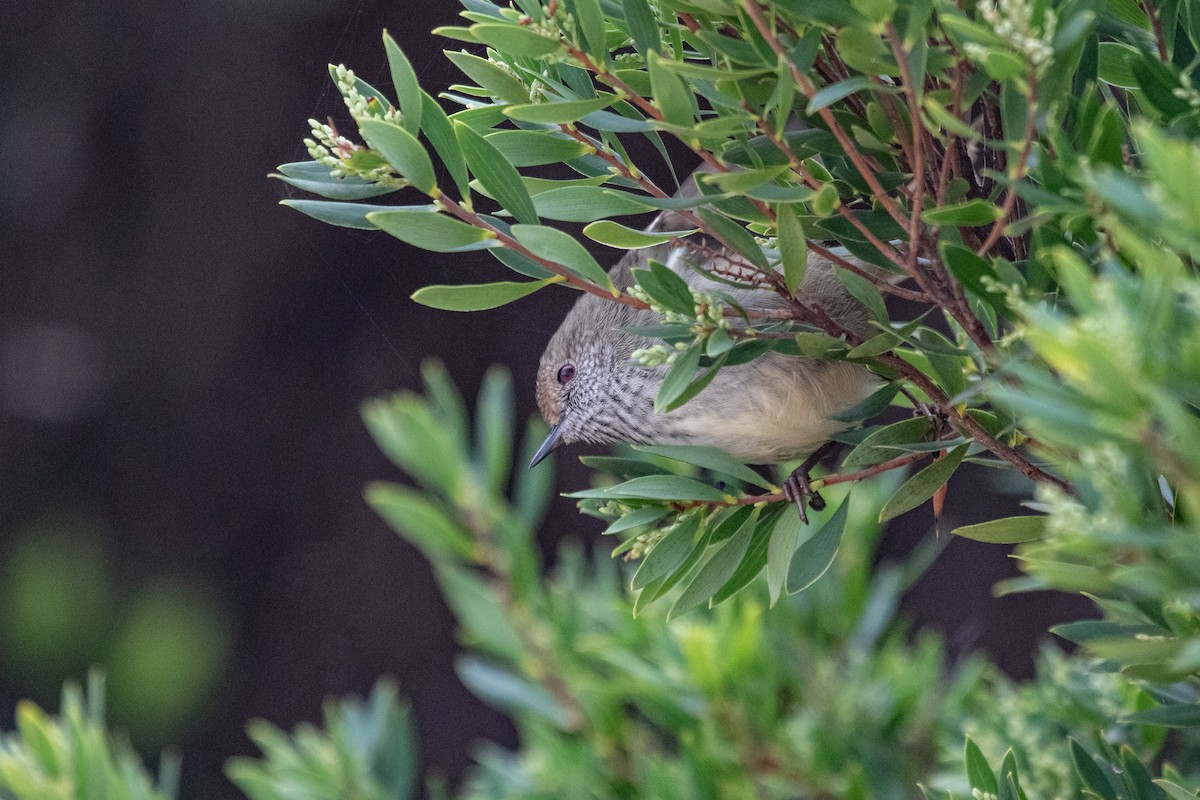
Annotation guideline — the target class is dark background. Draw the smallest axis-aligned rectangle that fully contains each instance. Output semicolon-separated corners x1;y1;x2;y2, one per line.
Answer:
0;2;1090;798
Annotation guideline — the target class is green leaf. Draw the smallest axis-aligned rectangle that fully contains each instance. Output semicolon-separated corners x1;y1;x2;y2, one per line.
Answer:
456;657;570;727
383;32;422;135
767;504;804;606
455;121;539;226
655;341;703;412
697;208;769;268
411;278;560;311
811;181;841;217
834;267;889;324
1118;746;1161;800
633;445;775;490
787;494;849;593
1122;704;1200;728
568;475;732;502
365;482;474;559
647;51;695;127
622;0;660;56
358;118;437;194
469;23;563;56
282;200;432;230
1154;780;1200;800
502;97;616;123
842;417;932;468
368;208;494;251
669;509;758;618
482;131;591;167
271;160;398;200
1070;739;1119;800
998;749;1023;800
584;220;696;249
965;737;999;795
631;261;693;315
533;186;656;222
699;166;792;194
420;92;470;199
878;444;967;522
571;0;607;56
632;513;702;589
922;199;1004;227
511;224;616;292
952;515;1046;544
777;203;808;296
444;50;529;105
604;506;669;535
806;76;875;114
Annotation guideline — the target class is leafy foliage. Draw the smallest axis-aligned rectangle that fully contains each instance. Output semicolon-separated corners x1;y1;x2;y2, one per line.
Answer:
0;673;176;800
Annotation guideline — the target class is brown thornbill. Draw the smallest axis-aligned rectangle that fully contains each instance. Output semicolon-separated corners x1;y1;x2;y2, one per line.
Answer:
530;183;879;520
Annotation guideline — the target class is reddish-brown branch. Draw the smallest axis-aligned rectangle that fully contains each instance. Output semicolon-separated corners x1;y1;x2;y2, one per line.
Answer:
1140;0;1170;61
741;0;909;230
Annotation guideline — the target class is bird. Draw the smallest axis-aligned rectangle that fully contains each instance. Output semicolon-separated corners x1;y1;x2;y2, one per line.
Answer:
529;175;879;517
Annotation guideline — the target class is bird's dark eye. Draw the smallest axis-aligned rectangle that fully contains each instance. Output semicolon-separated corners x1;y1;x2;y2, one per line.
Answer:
557;363;576;384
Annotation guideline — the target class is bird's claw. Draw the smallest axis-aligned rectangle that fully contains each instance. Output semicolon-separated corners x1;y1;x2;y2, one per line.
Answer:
782;468;825;525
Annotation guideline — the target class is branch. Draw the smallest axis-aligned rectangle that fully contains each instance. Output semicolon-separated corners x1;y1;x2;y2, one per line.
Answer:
976;72;1038;257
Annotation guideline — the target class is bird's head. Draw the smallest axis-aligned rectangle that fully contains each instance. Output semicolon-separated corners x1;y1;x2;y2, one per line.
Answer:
529;293;653;467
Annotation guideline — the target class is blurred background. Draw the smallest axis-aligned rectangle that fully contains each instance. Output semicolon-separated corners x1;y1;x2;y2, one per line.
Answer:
0;2;1091;798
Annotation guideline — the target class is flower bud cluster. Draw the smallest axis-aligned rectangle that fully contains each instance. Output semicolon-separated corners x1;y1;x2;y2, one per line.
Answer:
972;0;1056;67
626;526;668;561
332;64;402;124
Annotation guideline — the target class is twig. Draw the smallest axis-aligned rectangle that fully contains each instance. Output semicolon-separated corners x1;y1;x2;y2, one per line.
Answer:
1140;0;1170;62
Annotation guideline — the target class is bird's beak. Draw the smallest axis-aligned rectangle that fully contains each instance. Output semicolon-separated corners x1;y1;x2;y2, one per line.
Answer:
528;423;564;469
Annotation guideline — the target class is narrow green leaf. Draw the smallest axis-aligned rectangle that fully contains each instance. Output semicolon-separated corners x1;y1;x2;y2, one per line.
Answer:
483;131;591;167
965;738;999;795
878;444;967;522
567;475;731;502
383;32;422;135
571;0;607;56
470;23;563;56
511;224;616;292
1122;704;1200;728
533;186;655;222
633;261;696;315
670;509;758;618
834;267;889;323
444;50;529;105
767;504;804;605
502;97;616;123
659;354;728;413
420;92;471;199
776;203;809;296
455;122;539;225
604;506;669;535
655;341;703;412
282;200;432;230
1118;745;1160;800
699;166;792;194
1070;739;1119;800
842;417;932;468
457;657;570;727
697;208;769;268
622;0;660;56
632;445;774;490
923;199;1005;227
787;494;850;593
368;209;494;251
358;118;437;194
1154;780;1200;800
365;482;474;559
271;161;398;200
631;512;702;589
411;278;560;311
710;505;785;604
998;749;1023;800
584;220;696;249
952;515;1046;544
806;76;875;114
648;51;695;127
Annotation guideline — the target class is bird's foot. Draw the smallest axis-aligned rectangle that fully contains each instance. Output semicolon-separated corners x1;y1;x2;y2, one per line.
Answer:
912;401;950;436
781;441;835;523
782;468;825;524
